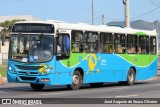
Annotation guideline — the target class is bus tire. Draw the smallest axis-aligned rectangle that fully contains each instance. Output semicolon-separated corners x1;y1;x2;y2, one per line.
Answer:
30;84;44;91
126;68;135;86
89;83;103;87
67;70;82;90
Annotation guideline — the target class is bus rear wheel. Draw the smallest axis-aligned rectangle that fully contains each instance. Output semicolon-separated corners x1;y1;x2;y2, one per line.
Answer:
30;84;44;91
126;68;135;86
67;70;82;90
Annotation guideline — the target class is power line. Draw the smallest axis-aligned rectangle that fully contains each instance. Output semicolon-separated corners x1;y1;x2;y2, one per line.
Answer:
131;6;160;20
149;0;160;6
84;5;160;24
1;0;158;23
84;2;160;23
89;6;160;21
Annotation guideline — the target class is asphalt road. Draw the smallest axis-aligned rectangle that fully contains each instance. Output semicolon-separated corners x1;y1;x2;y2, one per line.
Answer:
1;77;160;107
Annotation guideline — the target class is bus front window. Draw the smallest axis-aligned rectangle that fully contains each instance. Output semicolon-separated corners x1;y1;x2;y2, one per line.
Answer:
30;35;53;62
9;34;54;62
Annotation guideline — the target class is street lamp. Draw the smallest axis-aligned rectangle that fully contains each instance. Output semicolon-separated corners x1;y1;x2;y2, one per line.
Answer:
92;0;94;25
85;0;94;25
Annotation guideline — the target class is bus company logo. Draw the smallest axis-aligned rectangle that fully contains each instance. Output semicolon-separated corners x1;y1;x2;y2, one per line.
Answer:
26;71;30;75
38;63;50;75
86;54;101;74
2;99;12;104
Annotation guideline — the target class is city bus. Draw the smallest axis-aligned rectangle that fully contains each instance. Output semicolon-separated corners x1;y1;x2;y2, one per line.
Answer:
7;20;158;90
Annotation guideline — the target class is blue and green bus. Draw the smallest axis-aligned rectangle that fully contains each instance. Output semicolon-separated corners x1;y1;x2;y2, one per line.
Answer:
7;21;158;90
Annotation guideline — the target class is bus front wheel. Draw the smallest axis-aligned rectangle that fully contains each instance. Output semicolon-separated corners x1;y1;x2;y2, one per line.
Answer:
126;68;135;86
67;70;82;90
30;84;44;91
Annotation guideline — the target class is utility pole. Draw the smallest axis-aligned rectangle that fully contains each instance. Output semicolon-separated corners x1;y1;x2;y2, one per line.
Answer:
92;0;94;25
123;0;130;28
102;14;104;25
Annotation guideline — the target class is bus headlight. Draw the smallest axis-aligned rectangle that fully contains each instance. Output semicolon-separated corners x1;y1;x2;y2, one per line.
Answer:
8;66;12;71
8;65;16;74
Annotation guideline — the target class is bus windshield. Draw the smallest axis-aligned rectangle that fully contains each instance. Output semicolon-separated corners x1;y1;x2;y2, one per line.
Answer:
9;34;54;62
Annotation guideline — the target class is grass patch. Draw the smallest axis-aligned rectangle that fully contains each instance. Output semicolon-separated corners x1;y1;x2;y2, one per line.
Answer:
0;67;7;77
0;60;7;77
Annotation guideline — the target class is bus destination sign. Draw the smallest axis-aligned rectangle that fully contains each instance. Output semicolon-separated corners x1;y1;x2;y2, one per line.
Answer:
12;23;54;33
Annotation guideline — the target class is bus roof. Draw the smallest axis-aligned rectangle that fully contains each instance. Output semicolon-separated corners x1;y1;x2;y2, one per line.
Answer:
14;20;157;36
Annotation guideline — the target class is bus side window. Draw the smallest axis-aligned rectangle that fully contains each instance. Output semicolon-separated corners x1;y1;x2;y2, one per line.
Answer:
127;35;137;54
114;34;125;54
150;36;156;54
100;33;113;53
139;36;149;54
71;30;83;53
56;33;70;60
84;32;98;53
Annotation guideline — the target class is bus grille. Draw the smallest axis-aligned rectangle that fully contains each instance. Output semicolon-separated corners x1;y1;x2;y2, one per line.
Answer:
20;76;36;81
16;65;43;70
17;71;39;75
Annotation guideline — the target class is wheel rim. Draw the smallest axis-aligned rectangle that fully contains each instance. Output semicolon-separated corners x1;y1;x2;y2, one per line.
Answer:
128;72;134;82
72;75;79;86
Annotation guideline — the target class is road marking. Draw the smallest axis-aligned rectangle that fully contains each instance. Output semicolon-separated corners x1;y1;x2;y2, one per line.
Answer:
41;92;68;95
115;94;138;98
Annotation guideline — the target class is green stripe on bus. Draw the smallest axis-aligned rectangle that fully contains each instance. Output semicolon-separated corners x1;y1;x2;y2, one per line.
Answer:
119;54;157;67
60;53;88;67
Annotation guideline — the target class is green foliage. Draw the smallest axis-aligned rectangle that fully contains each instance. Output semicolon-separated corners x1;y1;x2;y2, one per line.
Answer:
0;67;7;77
0;19;25;29
0;19;25;38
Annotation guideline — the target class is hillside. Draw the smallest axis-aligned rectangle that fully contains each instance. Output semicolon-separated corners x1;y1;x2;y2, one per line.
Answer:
108;20;159;31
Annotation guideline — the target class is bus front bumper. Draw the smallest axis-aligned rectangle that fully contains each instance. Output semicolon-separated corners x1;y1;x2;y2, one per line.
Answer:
7;71;54;85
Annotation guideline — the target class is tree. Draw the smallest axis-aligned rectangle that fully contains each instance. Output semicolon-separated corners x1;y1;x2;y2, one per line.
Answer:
0;19;25;52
